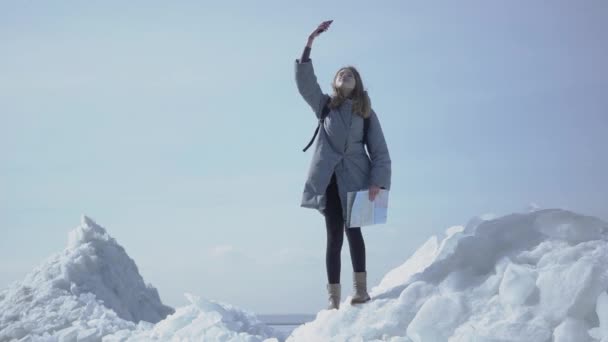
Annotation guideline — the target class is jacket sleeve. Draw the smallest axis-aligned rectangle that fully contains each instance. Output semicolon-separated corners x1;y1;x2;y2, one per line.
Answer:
294;58;330;119
366;108;392;190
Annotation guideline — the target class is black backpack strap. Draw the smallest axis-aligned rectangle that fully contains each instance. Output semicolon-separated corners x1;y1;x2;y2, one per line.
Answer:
363;115;370;147
302;96;331;152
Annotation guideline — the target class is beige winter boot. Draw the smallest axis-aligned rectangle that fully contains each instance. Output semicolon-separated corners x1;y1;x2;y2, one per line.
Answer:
350;271;371;304
326;283;341;310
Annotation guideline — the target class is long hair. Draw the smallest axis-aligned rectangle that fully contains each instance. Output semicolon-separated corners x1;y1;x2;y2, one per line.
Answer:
328;65;371;119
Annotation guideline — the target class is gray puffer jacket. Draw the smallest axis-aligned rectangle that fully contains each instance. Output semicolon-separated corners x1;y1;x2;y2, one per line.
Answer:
294;57;392;225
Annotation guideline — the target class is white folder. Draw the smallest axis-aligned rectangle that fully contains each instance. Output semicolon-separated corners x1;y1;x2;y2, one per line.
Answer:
346;189;389;228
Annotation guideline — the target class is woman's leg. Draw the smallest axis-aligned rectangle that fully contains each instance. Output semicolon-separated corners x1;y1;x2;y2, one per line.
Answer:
324;172;344;284
345;227;366;272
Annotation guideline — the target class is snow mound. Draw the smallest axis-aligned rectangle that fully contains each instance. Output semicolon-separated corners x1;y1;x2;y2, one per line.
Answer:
104;293;282;342
0;215;174;341
0;215;284;342
287;208;608;342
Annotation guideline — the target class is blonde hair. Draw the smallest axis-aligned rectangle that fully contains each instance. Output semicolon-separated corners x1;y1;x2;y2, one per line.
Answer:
329;65;371;119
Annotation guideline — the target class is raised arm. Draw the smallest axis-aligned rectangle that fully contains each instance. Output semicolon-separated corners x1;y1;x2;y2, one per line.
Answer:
294;21;332;119
300;45;311;63
366;108;392;190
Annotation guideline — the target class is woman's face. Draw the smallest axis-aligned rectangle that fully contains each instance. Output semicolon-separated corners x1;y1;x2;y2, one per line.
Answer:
335;68;356;92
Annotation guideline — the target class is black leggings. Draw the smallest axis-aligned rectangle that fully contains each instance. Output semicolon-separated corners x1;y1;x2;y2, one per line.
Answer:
324;172;366;284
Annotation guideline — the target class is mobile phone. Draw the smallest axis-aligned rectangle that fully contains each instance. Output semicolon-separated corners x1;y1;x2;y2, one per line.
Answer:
318;20;333;33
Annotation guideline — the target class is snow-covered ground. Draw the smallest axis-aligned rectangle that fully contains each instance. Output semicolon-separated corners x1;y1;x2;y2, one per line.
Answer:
2;208;608;341
0;216;282;342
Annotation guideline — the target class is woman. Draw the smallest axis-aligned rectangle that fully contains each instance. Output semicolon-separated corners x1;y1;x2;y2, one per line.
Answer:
294;20;392;310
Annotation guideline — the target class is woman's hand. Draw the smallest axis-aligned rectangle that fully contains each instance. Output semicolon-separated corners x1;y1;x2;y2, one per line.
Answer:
369;185;381;201
308;20;333;41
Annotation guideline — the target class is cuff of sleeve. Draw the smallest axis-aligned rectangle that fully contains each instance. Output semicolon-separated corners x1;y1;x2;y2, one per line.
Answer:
295;59;315;78
371;177;390;190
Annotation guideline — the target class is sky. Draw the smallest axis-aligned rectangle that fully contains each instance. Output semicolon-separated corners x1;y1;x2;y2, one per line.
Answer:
1;0;607;315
